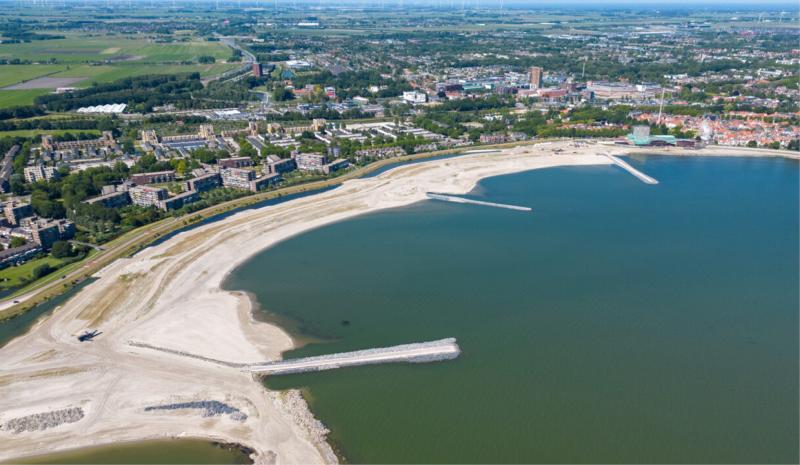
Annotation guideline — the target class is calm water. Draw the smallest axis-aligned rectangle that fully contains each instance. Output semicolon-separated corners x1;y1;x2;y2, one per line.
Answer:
0;279;96;348
226;155;799;464
8;440;251;464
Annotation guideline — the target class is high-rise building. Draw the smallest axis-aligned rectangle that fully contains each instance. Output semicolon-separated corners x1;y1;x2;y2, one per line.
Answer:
529;66;543;90
252;63;264;78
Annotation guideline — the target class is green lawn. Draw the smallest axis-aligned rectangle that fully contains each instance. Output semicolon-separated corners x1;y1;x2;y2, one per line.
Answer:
0;89;50;107
0;255;66;290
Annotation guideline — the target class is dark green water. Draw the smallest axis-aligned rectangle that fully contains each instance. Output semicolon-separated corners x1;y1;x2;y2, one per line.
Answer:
226;155;799;464
8;439;251;464
0;279;96;349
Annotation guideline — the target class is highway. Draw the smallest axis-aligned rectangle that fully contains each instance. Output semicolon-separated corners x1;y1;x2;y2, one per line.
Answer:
245;338;461;375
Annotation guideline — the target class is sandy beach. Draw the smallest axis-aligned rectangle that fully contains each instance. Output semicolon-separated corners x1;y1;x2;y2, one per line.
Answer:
0;141;793;464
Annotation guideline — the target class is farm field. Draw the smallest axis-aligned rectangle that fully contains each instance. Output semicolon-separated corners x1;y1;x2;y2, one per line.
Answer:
0;64;72;88
0;34;232;64
0;34;237;107
0;62;239;107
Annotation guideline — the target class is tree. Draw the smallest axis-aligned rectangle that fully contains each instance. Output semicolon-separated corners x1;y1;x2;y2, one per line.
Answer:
272;87;294;102
197;55;216;64
51;241;74;259
10;236;26;248
32;263;55;279
746;140;758;148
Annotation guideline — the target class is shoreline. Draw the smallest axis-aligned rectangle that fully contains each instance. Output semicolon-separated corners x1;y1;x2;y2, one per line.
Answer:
0;141;796;464
3;437;258;464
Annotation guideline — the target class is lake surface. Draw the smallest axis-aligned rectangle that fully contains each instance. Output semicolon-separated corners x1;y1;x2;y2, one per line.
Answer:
8;439;251;464
226;155;799;464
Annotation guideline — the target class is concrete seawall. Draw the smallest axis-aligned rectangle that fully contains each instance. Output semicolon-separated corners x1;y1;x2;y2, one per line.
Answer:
245;338;461;375
606;154;659;184
427;193;532;212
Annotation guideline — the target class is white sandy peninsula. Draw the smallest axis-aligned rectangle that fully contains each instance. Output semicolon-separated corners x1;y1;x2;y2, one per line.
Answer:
0;141;790;464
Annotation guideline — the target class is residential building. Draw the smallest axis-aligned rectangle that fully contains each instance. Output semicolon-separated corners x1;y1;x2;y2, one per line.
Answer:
83;190;131;209
221;168;255;190
249;173;281;192
157;190;199;211
31;218;75;249
24;165;58;183
185;172;221;192
529;66;543;90
219;157;253;169
322;158;350;174
294;152;328;172
402;91;428;104
4;202;33;226
265;158;297;175
130;170;175;185
0;243;41;269
129;186;168;207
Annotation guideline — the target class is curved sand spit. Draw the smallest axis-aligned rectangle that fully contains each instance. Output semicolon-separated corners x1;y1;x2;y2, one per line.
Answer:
0;142;793;463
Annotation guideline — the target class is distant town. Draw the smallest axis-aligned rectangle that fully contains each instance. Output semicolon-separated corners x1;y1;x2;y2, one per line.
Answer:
0;1;797;291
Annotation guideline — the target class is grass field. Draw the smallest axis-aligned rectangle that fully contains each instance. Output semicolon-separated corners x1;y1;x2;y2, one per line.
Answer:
0;256;66;291
0;62;239;107
0;34;236;107
0;34;231;64
0;64;73;88
49;63;240;83
0;128;101;138
0;89;50;108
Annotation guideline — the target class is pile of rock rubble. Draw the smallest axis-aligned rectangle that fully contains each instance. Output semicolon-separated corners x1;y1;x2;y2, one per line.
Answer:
2;407;84;434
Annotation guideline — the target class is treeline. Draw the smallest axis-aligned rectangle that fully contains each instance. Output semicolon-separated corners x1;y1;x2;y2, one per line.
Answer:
0;23;64;41
266;108;374;122
0;117;116;132
34;74;204;112
0;105;46;121
291;70;412;99
434;95;515;112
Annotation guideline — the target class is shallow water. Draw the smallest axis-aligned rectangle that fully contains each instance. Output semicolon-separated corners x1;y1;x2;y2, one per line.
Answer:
8;439;252;464
226;155;799;463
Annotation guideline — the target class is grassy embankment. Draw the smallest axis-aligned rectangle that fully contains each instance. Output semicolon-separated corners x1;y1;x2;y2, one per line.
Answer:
0;255;67;291
0;140;539;321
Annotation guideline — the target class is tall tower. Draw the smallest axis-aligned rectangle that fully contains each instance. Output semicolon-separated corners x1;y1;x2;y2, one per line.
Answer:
529;66;543;90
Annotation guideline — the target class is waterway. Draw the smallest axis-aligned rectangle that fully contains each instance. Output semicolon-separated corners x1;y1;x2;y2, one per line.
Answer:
226;155;799;463
7;439;252;464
